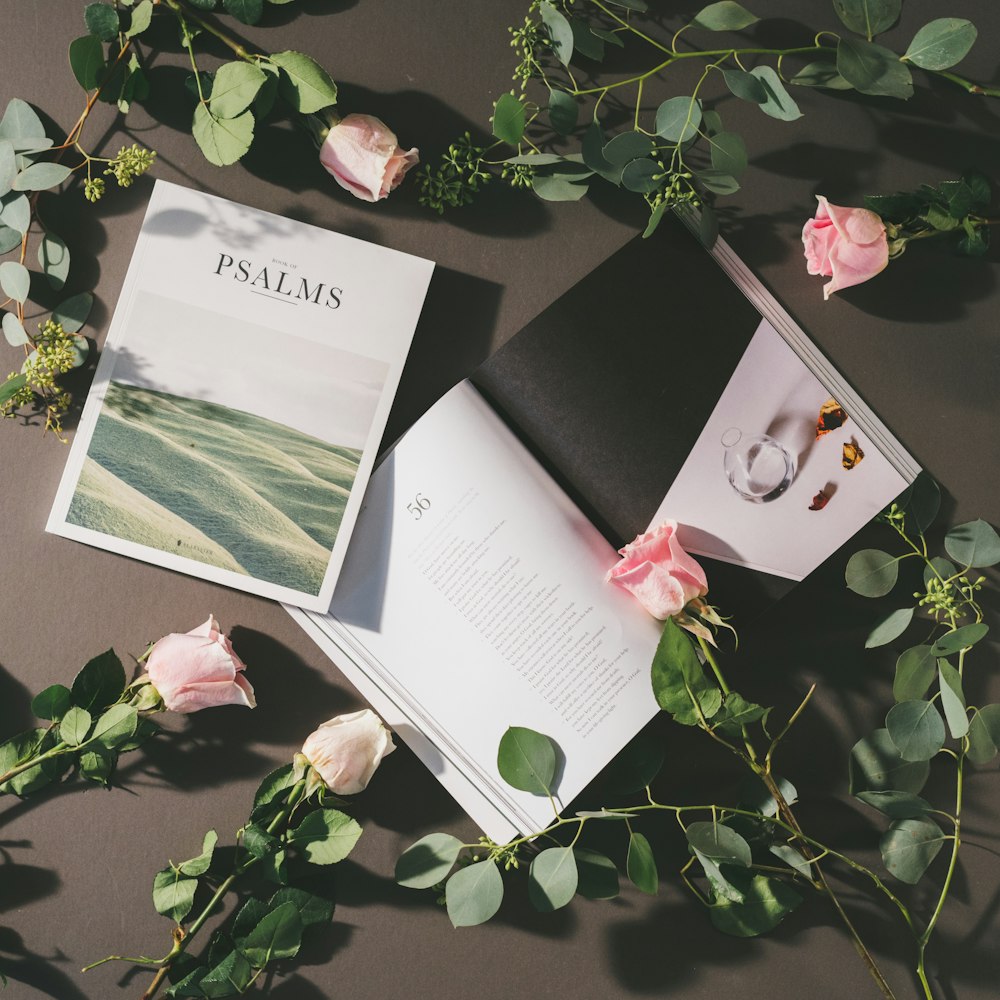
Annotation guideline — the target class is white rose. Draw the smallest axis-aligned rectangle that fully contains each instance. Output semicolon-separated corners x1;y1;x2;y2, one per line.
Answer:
301;709;395;794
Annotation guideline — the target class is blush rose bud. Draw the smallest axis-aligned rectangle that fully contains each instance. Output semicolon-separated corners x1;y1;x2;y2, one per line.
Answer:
605;520;709;620
300;709;395;795
318;113;419;203
802;195;889;299
144;615;255;714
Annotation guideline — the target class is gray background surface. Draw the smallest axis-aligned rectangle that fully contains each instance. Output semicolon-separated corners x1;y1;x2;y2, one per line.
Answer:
1;2;999;998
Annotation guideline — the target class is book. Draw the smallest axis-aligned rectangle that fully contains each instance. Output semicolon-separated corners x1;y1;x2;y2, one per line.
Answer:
287;212;920;842
47;180;434;613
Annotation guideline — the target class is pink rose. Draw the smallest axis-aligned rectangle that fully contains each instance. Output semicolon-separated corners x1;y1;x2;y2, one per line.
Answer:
301;709;395;794
145;615;255;714
802;195;889;299
606;520;708;619
319;113;419;202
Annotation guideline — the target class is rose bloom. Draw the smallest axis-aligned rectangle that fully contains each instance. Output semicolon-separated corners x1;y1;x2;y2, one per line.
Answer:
802;195;889;299
606;520;708;619
319;113;418;202
145;615;255;714
301;709;395;794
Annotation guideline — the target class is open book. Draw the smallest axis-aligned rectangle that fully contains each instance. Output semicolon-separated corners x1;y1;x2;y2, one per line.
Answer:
287;213;919;842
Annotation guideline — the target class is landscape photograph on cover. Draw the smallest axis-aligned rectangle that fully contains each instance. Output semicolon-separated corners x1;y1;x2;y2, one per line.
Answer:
65;290;388;596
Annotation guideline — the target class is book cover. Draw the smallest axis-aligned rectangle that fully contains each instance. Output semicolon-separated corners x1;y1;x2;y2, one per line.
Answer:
47;180;435;612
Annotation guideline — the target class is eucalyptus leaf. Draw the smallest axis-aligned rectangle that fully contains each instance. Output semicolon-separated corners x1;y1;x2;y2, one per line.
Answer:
395;832;463;889
903;19;977;71
287;808;362;865
696;169;740;195
445;859;503;927
548;91;578;136
898;474;941;533
846;549;899;597
708;872;802;937
269;51;338;113
192;106;254;167
886;700;946;762
69;35;106;91
723;69;767;103
642;202;668;239
893;646;937;702
0;194;30;236
12;162;72;193
769;843;812;878
602;131;654;167
944;520;1000;568
865;607;914;648
937;661;968;739
582;123;621;184
71;648;125;714
2;314;28;347
539;2;574;66
574;848;619;899
0;257;28;303
932;623;988;657
694;849;744;903
31;684;72;722
210;62;267;119
856;790;934;818
923;557;956;588
570;19;604;62
0;226;20;254
750;66;802;120
790;59;852;90
0;140;15;197
621;159;660;194
528;847;578;912
692;2;759;31
52;291;94;333
708;131;747;178
60;706;93;747
241;901;303;966
153;868;198;924
0;373;27;406
880;817;945;884
492;93;526;145
837;38;913;99
497;726;556;795
655;96;702;143
686;822;751;866
0;100;46;142
832;0;901;39
38;232;70;290
966;706;1000;765
849;729;930;795
626;831;658;895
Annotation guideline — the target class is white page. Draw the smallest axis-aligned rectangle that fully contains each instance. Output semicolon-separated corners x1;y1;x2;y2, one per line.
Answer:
292;381;662;840
48;180;434;612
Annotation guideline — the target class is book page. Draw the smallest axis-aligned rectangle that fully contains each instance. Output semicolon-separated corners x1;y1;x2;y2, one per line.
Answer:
294;381;661;840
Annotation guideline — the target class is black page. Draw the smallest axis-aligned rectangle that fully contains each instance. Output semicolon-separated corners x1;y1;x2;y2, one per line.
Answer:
472;214;801;618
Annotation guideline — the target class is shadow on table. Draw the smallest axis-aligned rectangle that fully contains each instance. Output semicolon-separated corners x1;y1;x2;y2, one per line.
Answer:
0;924;88;1000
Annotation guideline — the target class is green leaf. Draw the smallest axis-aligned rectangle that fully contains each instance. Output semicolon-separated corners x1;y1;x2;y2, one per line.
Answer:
0;262;29;304
893;646;937;702
903;18;977;71
963;170;991;209
849;729;930;795
768;843;812;878
242;823;277;859
153;868;198;924
932;624;988;657
60;706;93;747
898;474;941;533
223;0;264;24
539;2;574;65
69;35;106;91
749;65;802;120
268;887;333;929
856;790;934;819
548;91;578;136
937;661;968;739
528;847;578;912
446;860;503;927
621;159;660;194
880;817;945;884
967;705;1000;765
497;726;556;795
0;140;15;197
602;131;654;167
0;373;27;406
886;700;945;761
269;51;338;113
210;62;267;119
694;849;744;903
865;607;914;648
655;96;702;143
686;822;751;866
692;2;759;31
707;131;747;178
709;872;802;936
737;774;797;818
91;703;138;749
241;901;303;966
697;169;740;195
846;549;899;596
923;557;956;589
31;684;72;721
723;69;767;103
790;59;852;90
287;808;362;865
0;100;46;142
38;232;70;290
395;832;463;889
0;193;30;236
651;617;722;725
0;226;21;255
71;648;126;714
837;38;913;99
117;716;158;753
600;727;665;794
126;0;154;38
944;520;1000;568
198;950;253;997
85;3;120;40
192;105;254;167
176;829;218;877
570;20;604;61
492;93;526;145
12;162;72;193
2;314;28;347
574;848;619;900
591;27;624;48
626;831;658;895
832;0;901;39
51;291;93;334
712;692;767;737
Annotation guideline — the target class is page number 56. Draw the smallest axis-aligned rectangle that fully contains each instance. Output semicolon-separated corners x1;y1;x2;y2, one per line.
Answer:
406;493;431;520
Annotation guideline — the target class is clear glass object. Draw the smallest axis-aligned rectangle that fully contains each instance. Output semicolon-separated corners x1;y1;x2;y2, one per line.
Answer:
721;427;795;503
